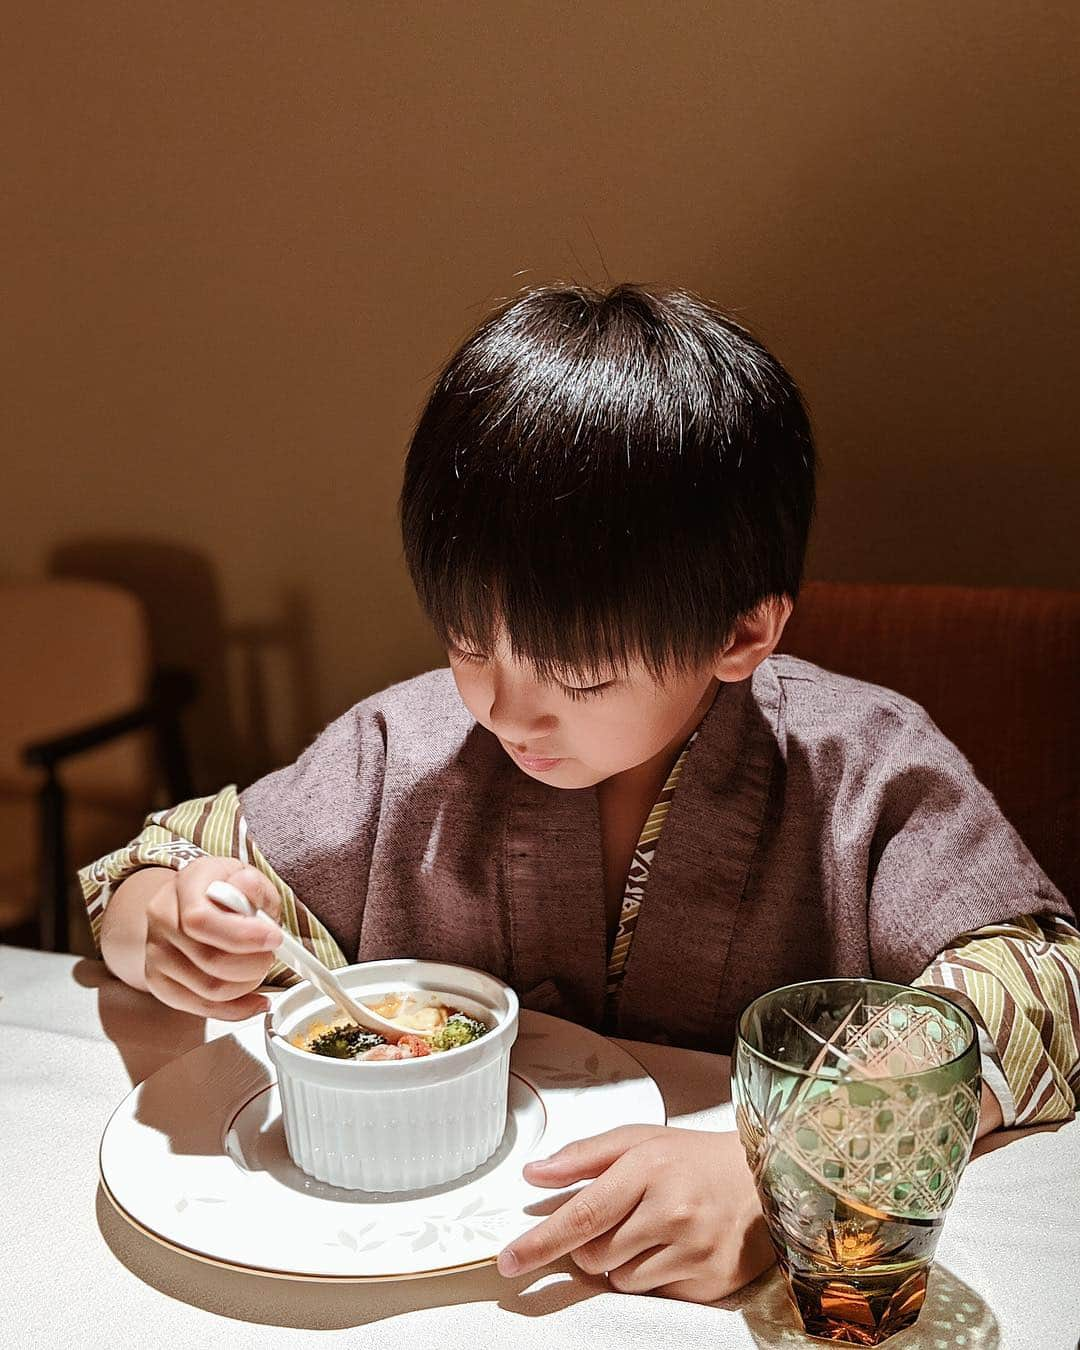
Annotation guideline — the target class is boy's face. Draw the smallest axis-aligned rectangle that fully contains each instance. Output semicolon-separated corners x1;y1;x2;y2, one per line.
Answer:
448;634;720;789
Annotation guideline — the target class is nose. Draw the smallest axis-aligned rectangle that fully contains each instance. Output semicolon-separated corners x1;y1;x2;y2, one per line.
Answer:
487;672;557;745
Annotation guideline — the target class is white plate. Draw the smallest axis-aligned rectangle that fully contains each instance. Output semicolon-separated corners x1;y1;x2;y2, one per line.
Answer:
99;1009;665;1281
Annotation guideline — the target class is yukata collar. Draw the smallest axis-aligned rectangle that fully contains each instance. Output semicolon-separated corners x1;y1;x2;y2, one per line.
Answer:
504;664;783;1040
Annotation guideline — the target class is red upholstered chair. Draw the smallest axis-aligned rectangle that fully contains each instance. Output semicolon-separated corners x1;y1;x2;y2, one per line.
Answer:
779;582;1079;908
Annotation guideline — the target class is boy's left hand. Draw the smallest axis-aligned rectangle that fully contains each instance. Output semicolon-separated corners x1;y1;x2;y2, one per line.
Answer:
497;1125;775;1302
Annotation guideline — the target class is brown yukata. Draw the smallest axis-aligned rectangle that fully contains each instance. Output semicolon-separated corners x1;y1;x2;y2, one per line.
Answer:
239;657;1073;1053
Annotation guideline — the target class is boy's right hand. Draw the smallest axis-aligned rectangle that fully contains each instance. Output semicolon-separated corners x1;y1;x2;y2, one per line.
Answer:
143;856;284;1020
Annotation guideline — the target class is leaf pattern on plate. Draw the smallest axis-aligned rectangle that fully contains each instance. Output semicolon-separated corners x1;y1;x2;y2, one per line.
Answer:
525;1055;628;1095
325;1222;377;1251
386;1195;517;1255
411;1223;439;1252
175;1194;226;1212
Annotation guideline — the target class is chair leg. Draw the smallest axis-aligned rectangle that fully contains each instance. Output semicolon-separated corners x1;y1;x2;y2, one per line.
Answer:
152;668;196;801
38;768;70;952
155;710;195;802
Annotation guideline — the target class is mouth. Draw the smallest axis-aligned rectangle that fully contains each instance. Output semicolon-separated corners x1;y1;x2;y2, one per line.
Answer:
506;745;566;772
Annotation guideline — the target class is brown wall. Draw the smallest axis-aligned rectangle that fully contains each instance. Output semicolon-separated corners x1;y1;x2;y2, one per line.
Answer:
5;2;1078;787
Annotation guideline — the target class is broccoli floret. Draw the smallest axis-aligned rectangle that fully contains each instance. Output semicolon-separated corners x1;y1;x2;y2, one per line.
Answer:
307;1026;387;1059
430;1012;489;1052
448;1011;489;1037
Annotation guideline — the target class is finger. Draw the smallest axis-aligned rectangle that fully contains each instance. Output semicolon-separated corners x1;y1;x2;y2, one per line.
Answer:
169;925;280;985
635;1215;776;1302
523;1124;668;1186
150;939;273;1004
176;890;282;953
569;1215;657;1277
498;1154;646;1277
602;1246;677;1293
604;1241;714;1295
147;968;270;1021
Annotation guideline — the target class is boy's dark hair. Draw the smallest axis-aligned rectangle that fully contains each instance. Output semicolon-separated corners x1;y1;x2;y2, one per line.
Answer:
400;283;815;679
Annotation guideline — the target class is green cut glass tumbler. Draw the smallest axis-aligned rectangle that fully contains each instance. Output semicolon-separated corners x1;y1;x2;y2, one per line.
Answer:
733;979;981;1345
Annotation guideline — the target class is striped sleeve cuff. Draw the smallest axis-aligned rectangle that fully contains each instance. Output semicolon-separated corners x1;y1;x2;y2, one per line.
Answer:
914;915;1080;1127
76;785;349;985
975;1024;1017;1128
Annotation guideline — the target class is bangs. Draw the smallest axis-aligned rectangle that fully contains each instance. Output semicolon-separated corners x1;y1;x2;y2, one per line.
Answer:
401;284;815;681
405;462;746;683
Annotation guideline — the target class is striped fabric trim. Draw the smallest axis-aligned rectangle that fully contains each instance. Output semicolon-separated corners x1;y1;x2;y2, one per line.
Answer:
914;914;1080;1126
76;786;348;986
604;735;696;1017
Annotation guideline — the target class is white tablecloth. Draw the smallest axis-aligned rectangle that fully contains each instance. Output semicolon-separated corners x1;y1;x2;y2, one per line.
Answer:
2;945;1078;1349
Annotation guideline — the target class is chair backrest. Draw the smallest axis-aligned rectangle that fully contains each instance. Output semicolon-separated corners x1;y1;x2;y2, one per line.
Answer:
0;579;153;803
779;581;1079;906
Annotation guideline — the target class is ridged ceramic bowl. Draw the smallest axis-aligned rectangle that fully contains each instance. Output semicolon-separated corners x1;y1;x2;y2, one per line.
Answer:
265;959;519;1192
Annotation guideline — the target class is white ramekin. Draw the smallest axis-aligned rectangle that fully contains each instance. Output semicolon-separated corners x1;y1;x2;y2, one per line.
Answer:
265;959;519;1192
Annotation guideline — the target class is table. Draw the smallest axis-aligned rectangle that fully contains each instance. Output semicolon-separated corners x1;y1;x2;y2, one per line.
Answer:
2;945;1078;1349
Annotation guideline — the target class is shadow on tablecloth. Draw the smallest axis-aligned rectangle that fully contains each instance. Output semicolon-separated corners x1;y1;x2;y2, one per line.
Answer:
74;957;277;1156
718;1261;1000;1348
73;957;209;1085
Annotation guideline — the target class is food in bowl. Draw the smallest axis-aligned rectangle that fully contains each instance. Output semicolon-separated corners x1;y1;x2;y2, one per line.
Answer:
266;959;519;1191
293;994;490;1060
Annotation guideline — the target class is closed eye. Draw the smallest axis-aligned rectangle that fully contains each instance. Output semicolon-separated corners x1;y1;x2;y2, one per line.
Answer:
450;646;617;699
448;646;487;667
559;679;617;702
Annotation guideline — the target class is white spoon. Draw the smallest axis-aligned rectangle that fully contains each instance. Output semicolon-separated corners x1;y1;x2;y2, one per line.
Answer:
205;879;420;1043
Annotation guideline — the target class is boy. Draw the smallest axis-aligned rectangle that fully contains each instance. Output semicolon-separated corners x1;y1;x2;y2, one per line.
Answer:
83;284;1079;1303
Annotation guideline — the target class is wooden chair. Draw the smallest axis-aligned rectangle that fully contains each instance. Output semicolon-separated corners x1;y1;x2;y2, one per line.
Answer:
0;580;195;952
779;581;1079;907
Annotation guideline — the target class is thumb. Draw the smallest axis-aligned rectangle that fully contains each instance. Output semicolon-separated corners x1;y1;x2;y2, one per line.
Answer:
523;1124;668;1186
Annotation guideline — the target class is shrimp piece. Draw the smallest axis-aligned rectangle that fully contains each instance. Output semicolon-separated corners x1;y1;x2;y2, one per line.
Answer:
360;1042;413;1061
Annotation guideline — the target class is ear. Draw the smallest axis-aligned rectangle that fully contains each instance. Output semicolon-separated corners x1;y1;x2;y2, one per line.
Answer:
714;595;793;683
